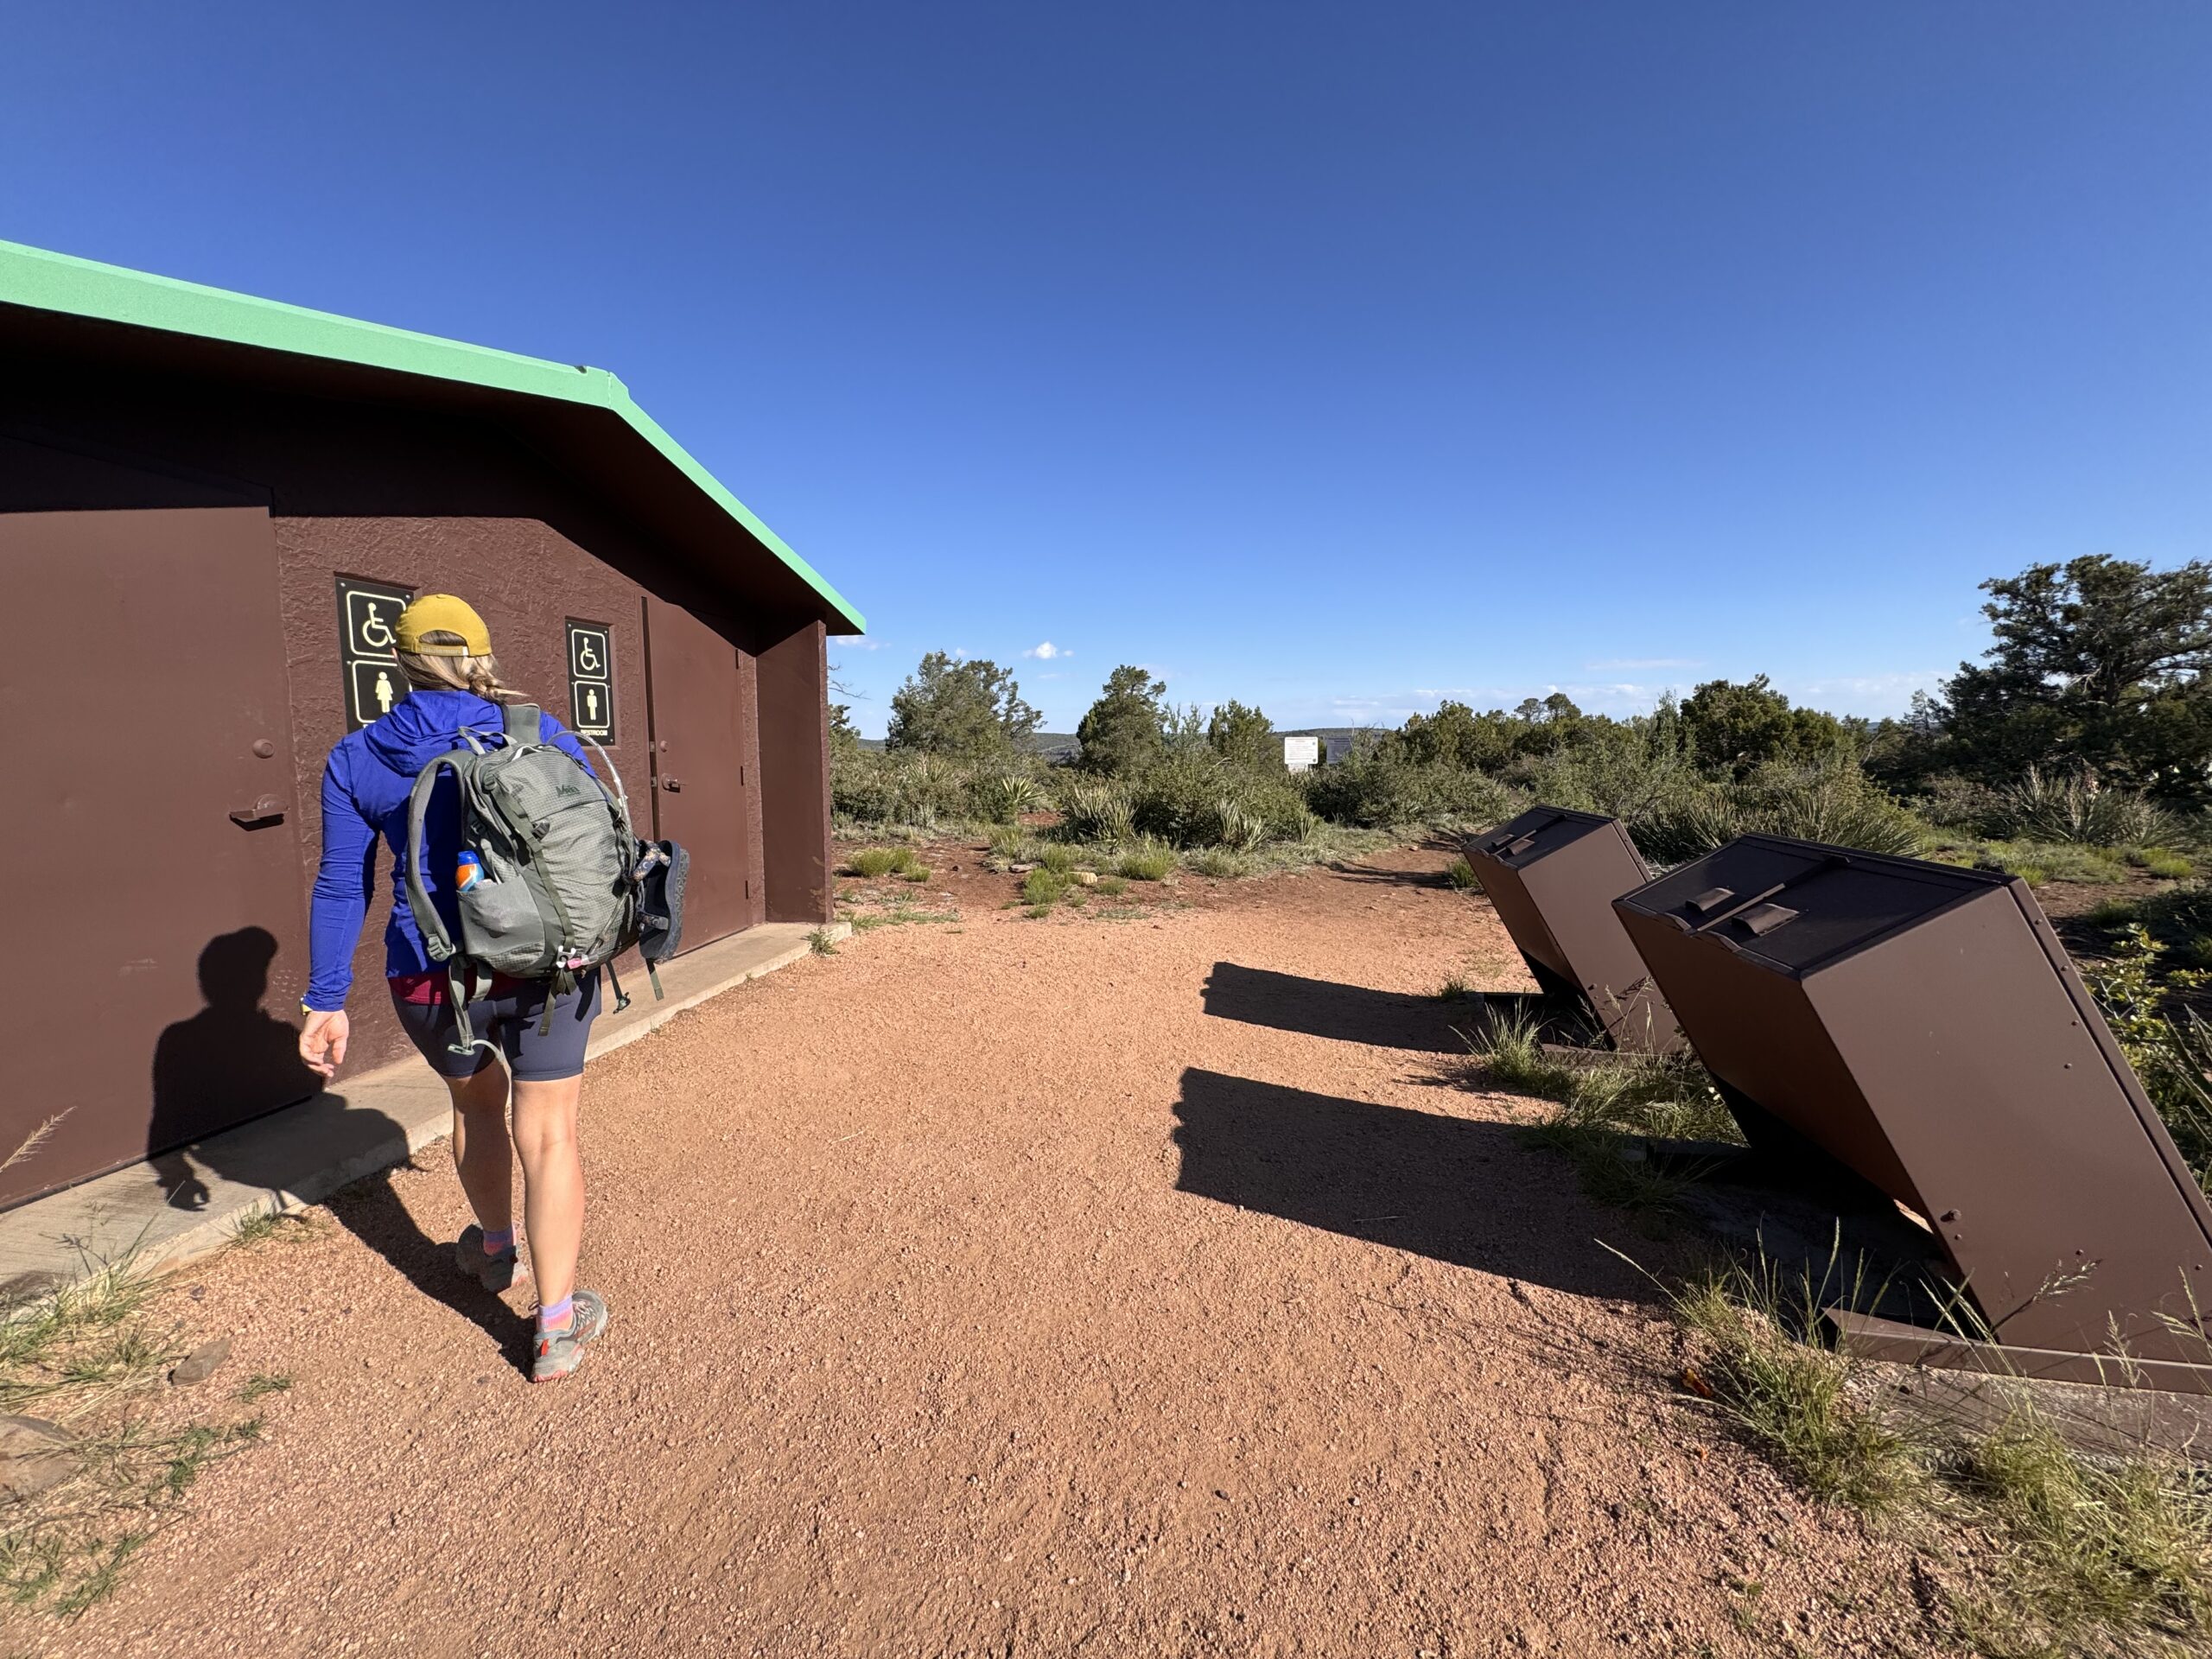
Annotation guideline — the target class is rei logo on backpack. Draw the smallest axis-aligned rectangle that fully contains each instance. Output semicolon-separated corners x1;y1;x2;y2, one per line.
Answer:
404;702;667;1054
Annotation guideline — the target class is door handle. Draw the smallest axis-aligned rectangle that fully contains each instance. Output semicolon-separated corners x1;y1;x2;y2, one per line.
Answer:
660;777;683;792
229;797;285;827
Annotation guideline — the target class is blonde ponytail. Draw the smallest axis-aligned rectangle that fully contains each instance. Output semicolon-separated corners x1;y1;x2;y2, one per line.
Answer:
397;630;525;702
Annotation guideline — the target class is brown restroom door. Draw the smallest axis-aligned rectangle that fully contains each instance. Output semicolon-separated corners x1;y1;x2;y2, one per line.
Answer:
642;594;753;950
0;508;314;1207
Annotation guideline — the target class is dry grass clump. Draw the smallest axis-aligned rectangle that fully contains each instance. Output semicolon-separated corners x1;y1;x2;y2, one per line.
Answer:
1673;1260;1920;1510
1944;1413;2212;1656
1469;1012;1739;1213
1673;1257;2212;1657
0;1252;272;1620
1115;841;1178;881
845;846;926;880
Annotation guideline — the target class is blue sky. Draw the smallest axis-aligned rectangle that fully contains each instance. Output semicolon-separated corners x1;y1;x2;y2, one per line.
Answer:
6;4;2208;735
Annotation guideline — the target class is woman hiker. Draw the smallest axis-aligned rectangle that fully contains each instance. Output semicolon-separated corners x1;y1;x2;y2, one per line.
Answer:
296;594;610;1382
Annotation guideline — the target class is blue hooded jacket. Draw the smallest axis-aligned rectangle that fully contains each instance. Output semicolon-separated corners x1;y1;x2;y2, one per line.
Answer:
306;689;594;1011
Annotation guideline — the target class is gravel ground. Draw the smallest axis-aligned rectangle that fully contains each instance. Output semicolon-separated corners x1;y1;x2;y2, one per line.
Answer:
28;845;1954;1657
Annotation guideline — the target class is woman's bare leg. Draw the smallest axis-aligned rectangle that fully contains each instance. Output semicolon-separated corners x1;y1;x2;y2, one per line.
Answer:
446;1064;513;1233
510;1074;585;1309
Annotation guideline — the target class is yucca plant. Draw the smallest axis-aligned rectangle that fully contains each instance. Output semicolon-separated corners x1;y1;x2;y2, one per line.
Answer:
1200;798;1267;852
1991;766;2178;849
1059;779;1136;846
974;770;1042;824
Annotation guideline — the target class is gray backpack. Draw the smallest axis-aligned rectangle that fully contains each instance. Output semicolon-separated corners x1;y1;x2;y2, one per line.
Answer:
404;702;663;1054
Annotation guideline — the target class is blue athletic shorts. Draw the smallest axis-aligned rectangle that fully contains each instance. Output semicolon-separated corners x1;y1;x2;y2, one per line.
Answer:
389;971;601;1083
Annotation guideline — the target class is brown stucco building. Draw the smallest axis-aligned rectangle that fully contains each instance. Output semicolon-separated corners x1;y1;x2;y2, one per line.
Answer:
0;239;865;1207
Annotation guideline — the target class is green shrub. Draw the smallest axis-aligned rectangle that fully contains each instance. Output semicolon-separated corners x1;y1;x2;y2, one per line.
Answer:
1304;746;1516;830
1186;849;1245;879
899;866;931;883
973;770;1042;824
1036;843;1078;876
1094;875;1129;897
1196;798;1267;852
1021;868;1067;906
1913;773;2006;831
1058;779;1136;846
1122;747;1310;848
1974;839;2126;887
1630;760;1927;862
986;824;1027;861
2135;848;2196;880
1990;766;2180;849
1445;856;1480;891
2083;925;2212;1187
833;750;969;830
1116;841;1178;881
847;847;918;878
1518;716;1703;823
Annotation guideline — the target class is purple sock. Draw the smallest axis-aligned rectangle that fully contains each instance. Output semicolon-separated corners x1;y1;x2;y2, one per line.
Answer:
537;1295;574;1332
480;1227;514;1256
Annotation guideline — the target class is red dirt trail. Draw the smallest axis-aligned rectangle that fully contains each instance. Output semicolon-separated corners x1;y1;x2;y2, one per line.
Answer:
32;847;1946;1658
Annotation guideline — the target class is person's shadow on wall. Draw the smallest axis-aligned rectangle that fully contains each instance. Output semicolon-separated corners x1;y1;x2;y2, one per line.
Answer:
149;928;531;1370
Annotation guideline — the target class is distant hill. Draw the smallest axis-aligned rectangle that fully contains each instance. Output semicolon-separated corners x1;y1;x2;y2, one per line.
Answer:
854;732;1078;758
857;728;1370;762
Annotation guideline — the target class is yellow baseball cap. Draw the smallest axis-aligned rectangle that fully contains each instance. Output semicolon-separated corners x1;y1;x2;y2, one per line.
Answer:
394;594;492;657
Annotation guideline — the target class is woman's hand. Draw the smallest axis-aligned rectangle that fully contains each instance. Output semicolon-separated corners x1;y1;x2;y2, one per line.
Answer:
300;1009;350;1079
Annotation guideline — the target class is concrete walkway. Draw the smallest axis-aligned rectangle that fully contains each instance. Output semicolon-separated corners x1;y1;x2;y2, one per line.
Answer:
0;921;844;1292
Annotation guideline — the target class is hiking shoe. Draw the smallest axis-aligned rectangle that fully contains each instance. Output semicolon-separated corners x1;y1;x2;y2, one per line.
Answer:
531;1290;608;1383
454;1224;528;1294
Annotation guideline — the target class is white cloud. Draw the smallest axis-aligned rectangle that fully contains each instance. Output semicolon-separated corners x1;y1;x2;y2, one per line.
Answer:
1778;670;1944;714
1022;641;1071;660
1584;657;1700;671
839;636;885;652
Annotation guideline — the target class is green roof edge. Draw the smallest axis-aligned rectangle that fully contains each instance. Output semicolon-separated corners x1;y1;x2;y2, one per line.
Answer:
0;238;864;632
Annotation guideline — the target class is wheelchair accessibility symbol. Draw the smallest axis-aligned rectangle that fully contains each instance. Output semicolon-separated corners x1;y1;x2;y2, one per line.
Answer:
344;588;406;658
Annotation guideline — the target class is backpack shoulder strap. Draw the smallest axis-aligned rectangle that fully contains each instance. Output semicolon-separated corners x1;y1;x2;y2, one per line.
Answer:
404;753;469;963
503;701;543;747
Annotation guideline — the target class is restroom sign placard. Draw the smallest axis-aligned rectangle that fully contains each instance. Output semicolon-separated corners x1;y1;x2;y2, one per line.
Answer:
335;575;415;730
567;620;615;742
